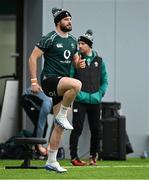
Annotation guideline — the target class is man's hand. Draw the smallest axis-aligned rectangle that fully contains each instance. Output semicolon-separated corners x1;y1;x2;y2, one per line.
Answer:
73;54;86;69
31;83;43;93
77;58;86;68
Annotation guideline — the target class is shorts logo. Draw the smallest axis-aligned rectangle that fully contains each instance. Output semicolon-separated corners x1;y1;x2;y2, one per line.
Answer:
48;91;56;97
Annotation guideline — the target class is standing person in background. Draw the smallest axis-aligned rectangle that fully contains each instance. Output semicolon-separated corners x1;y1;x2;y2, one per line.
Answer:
28;8;85;173
69;29;108;166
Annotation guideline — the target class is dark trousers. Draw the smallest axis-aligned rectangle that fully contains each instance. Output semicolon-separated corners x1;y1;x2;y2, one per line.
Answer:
69;101;101;159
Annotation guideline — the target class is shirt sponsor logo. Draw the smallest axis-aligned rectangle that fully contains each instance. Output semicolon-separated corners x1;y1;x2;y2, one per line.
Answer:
60;60;71;64
64;50;71;59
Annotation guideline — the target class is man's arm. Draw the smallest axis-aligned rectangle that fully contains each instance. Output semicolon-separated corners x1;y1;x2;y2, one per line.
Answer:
28;46;44;93
99;60;108;96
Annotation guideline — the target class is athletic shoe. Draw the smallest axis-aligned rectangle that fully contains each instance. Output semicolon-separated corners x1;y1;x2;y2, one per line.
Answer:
55;116;74;130
45;161;67;173
71;159;87;166
89;156;97;165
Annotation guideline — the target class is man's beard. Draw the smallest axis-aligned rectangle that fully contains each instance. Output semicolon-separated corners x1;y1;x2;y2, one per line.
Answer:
60;24;72;32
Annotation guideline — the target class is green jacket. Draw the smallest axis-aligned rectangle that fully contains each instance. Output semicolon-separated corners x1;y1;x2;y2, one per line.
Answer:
70;51;108;104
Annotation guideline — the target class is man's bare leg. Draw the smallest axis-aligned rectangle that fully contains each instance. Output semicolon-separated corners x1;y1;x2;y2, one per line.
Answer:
45;78;82;172
55;77;82;129
45;102;66;172
47;77;82;151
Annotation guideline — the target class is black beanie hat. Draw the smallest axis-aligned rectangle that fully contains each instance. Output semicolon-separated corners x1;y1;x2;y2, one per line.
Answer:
52;7;71;25
78;29;93;48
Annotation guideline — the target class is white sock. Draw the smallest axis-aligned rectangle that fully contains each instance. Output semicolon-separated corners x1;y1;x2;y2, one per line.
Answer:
46;149;58;163
56;104;68;118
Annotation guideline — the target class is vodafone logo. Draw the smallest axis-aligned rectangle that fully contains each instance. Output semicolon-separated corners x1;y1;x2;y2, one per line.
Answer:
64;50;71;59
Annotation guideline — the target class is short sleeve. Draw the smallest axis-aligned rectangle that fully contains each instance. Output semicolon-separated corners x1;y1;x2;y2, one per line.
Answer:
36;35;52;52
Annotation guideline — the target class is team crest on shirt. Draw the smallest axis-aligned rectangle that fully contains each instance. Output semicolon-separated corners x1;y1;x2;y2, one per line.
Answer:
94;62;99;67
71;43;75;49
56;43;63;48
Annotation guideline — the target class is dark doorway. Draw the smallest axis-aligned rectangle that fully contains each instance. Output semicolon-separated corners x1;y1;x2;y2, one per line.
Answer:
16;0;24;127
0;0;24;129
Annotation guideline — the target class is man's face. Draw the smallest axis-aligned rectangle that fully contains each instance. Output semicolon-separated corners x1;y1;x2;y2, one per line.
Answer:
78;41;90;54
59;16;72;32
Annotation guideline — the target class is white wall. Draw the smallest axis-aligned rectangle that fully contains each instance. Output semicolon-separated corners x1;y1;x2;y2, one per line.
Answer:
41;0;149;158
0;80;19;142
115;0;149;157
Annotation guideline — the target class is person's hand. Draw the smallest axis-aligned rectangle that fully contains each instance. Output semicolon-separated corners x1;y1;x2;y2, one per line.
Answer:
73;54;86;68
31;83;43;93
76;55;86;68
31;78;43;93
78;58;86;68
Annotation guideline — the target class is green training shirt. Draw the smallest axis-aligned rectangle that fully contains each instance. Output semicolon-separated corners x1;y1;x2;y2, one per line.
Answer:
36;30;77;79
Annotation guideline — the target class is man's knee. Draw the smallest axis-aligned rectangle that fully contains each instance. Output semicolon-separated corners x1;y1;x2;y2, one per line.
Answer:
73;79;82;93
